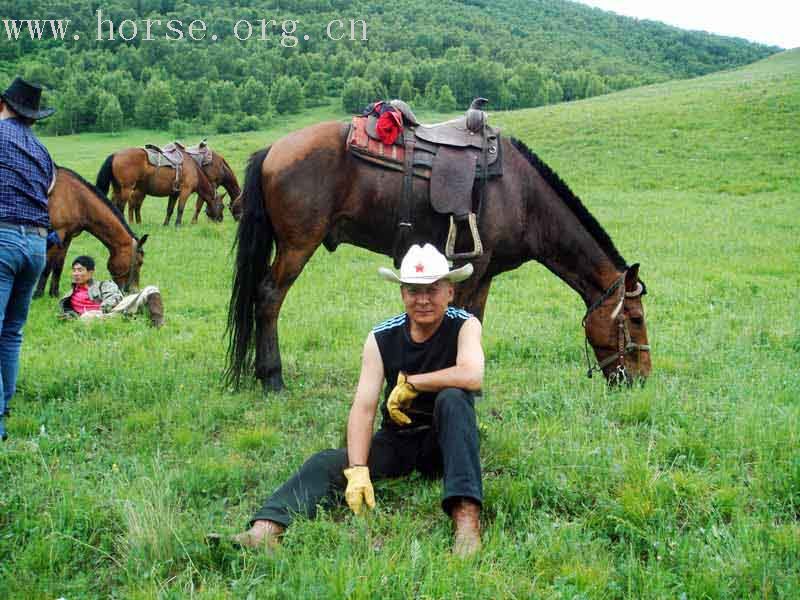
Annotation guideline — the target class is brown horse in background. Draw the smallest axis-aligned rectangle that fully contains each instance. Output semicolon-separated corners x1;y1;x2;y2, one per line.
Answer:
35;167;147;298
95;147;223;226
226;121;652;393
196;150;241;222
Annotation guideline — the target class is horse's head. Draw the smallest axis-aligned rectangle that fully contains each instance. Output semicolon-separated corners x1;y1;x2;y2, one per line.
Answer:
127;234;148;292
213;155;241;219
205;190;225;222
110;234;147;293
230;192;243;221
583;264;651;385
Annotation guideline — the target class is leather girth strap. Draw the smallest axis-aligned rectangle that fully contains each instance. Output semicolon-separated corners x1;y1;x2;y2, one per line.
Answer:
392;137;416;268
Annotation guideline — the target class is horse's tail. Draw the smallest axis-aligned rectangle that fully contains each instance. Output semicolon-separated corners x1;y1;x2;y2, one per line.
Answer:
95;153;116;195
225;146;272;389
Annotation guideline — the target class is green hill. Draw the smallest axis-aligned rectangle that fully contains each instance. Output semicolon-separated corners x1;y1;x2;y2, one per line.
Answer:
2;0;778;135
497;48;800;196
3;48;798;600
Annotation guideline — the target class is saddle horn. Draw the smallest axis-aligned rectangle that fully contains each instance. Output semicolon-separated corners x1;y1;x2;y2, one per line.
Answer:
466;98;489;133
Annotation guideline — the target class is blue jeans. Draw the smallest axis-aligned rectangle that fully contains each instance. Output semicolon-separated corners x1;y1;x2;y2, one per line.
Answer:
0;225;46;438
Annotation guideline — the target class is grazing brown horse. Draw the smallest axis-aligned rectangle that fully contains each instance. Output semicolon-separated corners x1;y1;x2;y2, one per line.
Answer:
194;150;241;222
95;147;223;226
35;167;147;298
226;121;651;393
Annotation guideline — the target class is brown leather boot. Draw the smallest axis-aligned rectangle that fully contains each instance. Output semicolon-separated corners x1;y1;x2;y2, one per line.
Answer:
231;519;285;551
146;292;164;328
451;498;481;557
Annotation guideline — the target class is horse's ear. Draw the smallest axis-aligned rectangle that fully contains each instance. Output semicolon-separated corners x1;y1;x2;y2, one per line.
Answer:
139;234;149;248
625;263;640;291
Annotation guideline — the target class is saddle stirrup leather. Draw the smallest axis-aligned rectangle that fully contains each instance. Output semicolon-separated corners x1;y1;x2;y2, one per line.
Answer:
445;213;483;260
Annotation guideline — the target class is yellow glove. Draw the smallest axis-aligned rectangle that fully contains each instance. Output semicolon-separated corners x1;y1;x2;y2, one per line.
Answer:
343;466;376;515
387;372;419;426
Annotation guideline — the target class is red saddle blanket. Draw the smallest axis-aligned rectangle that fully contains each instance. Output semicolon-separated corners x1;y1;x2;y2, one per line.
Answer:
347;116;408;171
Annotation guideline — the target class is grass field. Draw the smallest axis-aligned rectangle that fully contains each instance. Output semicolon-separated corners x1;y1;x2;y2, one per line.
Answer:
1;50;798;598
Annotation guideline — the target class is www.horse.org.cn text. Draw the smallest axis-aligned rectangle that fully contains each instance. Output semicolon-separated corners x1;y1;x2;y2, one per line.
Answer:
1;11;368;46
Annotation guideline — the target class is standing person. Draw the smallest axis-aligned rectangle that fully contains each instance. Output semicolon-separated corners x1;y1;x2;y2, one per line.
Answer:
227;243;485;556
0;78;56;442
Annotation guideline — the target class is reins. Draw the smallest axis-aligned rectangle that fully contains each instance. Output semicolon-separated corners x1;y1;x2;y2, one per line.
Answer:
583;270;650;381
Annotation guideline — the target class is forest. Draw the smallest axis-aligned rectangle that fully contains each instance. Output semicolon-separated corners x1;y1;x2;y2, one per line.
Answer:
0;0;779;135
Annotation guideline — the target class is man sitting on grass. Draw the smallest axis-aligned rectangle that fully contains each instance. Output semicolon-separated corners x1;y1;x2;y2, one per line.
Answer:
225;243;485;556
58;255;164;327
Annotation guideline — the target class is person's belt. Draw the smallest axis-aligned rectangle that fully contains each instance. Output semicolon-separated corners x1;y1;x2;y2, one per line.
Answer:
0;221;48;237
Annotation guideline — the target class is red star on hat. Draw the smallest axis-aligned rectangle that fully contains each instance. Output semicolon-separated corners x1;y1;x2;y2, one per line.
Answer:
415;263;425;273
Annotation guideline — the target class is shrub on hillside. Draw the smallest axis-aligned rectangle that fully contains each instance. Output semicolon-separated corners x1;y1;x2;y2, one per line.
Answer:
169;119;193;138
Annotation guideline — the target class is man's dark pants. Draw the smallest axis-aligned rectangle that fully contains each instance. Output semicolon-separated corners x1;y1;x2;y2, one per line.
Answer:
251;388;482;527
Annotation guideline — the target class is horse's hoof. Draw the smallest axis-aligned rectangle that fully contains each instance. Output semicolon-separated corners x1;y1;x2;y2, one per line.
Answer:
262;373;285;394
33;291;43;299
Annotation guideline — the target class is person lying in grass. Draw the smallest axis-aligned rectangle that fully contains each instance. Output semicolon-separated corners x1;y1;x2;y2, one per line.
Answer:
229;243;485;556
58;255;164;327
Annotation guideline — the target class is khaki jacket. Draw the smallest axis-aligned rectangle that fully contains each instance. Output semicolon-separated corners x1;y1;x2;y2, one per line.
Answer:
58;279;124;317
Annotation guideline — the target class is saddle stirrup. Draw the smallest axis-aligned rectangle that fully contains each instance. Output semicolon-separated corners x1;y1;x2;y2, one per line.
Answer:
445;213;483;260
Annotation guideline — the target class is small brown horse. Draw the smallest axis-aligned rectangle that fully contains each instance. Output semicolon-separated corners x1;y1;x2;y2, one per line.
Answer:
195;150;241;222
227;121;651;393
95;147;223;226
35;167;147;298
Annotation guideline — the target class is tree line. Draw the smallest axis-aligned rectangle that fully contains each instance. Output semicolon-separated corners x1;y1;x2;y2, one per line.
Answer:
1;0;777;135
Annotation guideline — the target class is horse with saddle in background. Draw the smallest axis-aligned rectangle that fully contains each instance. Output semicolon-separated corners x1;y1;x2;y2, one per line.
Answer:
227;98;652;394
35;167;147;298
95;141;223;226
187;139;242;220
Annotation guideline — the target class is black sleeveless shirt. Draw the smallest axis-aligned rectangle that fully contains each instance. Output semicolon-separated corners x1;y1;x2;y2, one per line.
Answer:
372;307;473;430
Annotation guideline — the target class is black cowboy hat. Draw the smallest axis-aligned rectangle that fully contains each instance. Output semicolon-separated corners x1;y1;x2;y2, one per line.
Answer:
0;77;55;120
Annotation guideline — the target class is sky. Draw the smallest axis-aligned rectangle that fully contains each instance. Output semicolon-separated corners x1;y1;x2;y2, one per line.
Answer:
574;1;799;49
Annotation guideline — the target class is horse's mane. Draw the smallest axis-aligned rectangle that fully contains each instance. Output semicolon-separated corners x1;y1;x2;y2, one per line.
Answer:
191;156;215;198
219;154;236;181
56;166;138;241
509;137;627;270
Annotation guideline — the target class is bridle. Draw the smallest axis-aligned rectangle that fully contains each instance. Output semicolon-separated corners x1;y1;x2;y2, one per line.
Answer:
206;189;224;220
582;270;650;382
123;238;139;292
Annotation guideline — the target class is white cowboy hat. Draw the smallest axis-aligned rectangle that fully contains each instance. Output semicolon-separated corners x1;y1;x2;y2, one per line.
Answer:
378;243;473;284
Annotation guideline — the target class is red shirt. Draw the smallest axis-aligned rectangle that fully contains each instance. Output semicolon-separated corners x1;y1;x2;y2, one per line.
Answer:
70;284;102;314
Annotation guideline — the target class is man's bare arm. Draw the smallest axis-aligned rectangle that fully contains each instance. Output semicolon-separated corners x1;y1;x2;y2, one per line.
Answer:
406;317;484;392
346;332;385;467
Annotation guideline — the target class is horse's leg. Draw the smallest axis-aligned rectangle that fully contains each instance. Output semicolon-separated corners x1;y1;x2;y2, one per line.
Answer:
135;199;142;225
191;194;203;224
255;246;317;393
33;258;51;298
111;188;124;213
174;190;190;227
453;261;493;321
48;245;69;297
462;275;493;321
126;188;136;224
164;193;178;226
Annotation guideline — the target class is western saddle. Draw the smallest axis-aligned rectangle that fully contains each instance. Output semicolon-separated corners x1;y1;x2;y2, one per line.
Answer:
143;139;213;192
184;139;213;168
347;98;502;264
